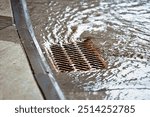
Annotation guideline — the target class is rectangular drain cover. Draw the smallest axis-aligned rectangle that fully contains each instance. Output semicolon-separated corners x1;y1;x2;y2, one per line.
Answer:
47;39;107;72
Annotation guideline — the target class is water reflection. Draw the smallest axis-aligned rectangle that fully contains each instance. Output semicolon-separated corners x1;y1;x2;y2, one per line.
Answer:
31;0;150;99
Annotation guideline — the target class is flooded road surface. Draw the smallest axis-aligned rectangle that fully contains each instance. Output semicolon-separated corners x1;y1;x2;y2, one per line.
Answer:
27;0;150;99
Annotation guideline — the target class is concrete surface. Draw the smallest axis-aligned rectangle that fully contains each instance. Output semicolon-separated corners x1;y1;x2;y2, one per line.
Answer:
0;16;12;30
0;0;43;99
0;0;12;16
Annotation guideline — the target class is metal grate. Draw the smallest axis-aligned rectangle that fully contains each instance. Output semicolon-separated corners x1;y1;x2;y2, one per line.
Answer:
63;44;90;71
50;45;74;72
47;39;107;72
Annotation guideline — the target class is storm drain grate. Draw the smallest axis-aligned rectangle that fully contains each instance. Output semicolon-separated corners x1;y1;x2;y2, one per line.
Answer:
47;39;107;72
50;45;74;72
63;44;90;71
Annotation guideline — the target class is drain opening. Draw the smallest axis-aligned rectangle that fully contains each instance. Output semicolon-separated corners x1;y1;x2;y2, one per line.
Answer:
77;39;107;69
48;39;107;72
49;45;74;72
63;44;90;71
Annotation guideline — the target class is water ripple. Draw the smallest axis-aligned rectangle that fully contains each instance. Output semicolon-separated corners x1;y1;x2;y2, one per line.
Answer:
29;0;150;99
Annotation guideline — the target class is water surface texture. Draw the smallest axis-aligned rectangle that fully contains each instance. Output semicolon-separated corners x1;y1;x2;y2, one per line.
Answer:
28;0;150;99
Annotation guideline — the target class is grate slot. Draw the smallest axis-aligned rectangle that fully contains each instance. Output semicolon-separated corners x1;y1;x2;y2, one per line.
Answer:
77;40;106;69
63;44;90;71
50;45;73;72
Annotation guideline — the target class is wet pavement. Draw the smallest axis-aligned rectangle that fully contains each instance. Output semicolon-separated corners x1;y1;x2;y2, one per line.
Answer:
27;0;150;99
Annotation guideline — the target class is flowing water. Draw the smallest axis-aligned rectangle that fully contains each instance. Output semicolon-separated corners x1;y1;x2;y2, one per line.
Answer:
28;0;150;99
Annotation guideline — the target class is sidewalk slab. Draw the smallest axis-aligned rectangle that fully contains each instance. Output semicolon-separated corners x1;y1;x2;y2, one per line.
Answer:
0;0;44;100
0;16;12;30
0;0;12;17
0;26;43;100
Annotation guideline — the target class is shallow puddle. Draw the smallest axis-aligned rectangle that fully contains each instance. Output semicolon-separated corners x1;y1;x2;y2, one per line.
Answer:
27;0;150;99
